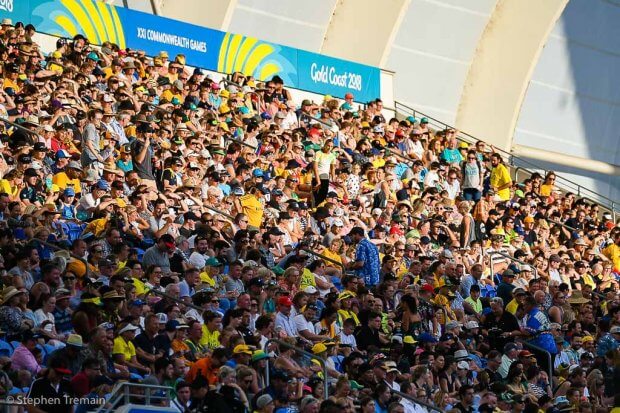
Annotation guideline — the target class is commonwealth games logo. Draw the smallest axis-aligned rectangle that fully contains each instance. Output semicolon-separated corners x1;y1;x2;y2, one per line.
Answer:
0;0;13;12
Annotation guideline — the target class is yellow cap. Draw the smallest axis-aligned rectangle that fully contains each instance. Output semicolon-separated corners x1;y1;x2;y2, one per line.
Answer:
233;344;253;355
338;291;355;300
311;343;327;354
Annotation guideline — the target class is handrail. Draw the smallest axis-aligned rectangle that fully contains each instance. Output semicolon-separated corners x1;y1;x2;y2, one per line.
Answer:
548;219;577;234
393;102;619;215
29;238;92;278
516;339;553;384
299;112;334;129
298;246;346;273
265;338;329;398
203;205;235;220
226;135;258;151
486;250;538;280
145;102;258;151
513;167;616;220
391;389;446;413
145;286;204;312
0;116;45;141
96;382;173;413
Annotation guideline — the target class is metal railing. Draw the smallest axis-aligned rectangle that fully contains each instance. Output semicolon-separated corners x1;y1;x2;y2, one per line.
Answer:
0;116;44;141
203;205;235;220
391;389;445;413
265;338;329;397
516;339;553;384
513;167;617;220
29;238;92;278
393;102;619;219
96;382;173;413
487;250;538;279
298;246;346;273
145;286;203;312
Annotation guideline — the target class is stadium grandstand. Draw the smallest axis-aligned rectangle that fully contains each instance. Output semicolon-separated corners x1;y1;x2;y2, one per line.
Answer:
0;1;617;412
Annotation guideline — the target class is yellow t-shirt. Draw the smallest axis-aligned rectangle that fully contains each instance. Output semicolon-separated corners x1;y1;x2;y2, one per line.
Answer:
113;336;136;361
133;278;146;295
603;243;619;272
48;62;64;75
540;184;553;197
320;248;342;267
239;194;264;228
371;158;386;168
0;179;19;197
53;172;82;194
2;78;19;93
299;268;316;289
162;89;182;103
200;325;221;349
506;298;519;315
83;218;109;237
490;163;512;201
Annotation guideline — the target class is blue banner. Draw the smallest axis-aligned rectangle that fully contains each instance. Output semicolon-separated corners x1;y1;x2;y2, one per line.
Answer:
0;0;381;102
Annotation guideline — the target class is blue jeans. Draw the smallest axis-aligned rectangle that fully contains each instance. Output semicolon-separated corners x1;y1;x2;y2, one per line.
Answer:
463;188;481;202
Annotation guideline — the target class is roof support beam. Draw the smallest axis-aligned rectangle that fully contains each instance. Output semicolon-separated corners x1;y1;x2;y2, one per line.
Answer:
320;0;411;67
159;0;237;31
455;0;568;152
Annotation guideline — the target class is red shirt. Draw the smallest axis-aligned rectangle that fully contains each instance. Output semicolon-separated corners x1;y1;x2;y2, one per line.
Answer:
70;371;90;397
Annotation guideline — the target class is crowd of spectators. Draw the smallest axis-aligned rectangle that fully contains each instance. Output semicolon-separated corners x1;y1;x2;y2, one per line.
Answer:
0;18;618;413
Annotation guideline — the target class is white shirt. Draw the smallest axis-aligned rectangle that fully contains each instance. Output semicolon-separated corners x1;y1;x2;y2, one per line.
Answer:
338;332;357;348
549;269;562;284
275;312;297;337
424;171;440;188
444;180;461;200
293;314;316;335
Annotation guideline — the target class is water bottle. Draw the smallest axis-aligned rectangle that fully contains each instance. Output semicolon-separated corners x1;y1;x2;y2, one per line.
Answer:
472;393;481;413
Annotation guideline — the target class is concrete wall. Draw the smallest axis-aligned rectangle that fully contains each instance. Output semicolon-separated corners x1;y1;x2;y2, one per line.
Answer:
384;0;498;123
513;0;620;202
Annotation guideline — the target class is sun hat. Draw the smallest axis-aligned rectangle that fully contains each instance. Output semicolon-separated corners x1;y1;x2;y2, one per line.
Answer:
66;334;84;347
233;344;253;355
118;324;139;334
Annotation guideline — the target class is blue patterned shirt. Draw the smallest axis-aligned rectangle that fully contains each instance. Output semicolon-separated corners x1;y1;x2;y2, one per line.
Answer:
524;307;557;354
355;238;380;286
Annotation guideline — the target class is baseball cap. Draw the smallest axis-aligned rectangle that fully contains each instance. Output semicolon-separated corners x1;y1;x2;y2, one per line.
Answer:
277;296;293;307
156;313;168;324
418;332;438;343
256;394;274;409
96;180;110;190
